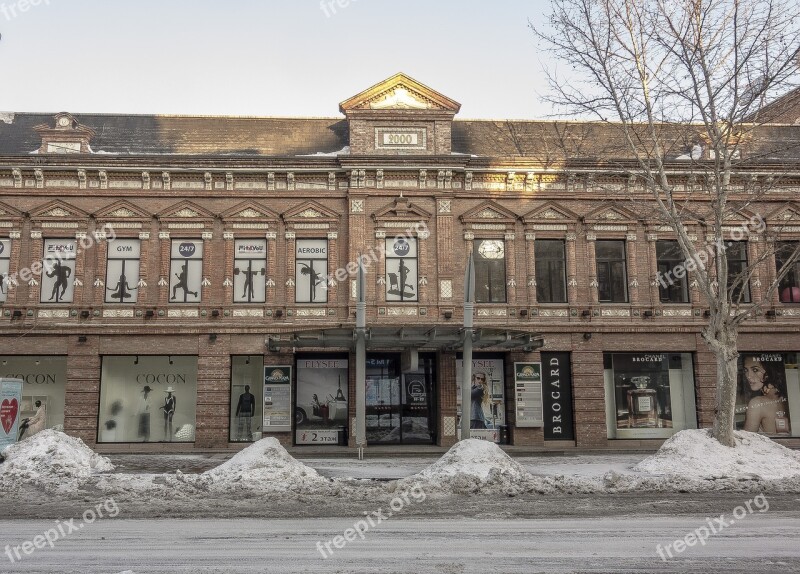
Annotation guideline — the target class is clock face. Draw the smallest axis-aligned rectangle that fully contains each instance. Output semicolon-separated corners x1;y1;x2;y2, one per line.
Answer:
478;240;505;260
57;117;71;127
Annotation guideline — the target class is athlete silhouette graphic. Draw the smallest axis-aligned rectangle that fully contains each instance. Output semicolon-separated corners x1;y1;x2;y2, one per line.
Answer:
47;260;72;302
171;263;198;300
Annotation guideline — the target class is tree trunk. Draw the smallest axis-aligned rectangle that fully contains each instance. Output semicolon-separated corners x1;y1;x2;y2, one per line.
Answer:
705;325;739;447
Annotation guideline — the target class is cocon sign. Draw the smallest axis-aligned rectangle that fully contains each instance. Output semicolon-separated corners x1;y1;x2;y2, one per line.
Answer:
135;373;187;385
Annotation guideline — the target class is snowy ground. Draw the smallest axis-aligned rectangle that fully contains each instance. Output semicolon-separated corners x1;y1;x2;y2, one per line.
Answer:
2;517;800;573
2;432;800;572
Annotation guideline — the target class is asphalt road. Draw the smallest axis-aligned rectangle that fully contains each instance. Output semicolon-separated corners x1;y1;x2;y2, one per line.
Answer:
1;516;799;574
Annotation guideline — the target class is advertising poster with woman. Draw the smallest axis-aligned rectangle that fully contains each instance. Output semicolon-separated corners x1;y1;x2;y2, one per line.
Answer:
736;353;792;436
295;359;348;444
455;358;505;442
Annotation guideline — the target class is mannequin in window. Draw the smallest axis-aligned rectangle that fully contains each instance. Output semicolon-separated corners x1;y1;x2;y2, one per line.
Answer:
236;385;256;441
18;400;46;440
161;387;177;441
138;386;152;442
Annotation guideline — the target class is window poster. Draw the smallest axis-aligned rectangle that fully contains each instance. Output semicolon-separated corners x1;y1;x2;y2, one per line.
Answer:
456;357;505;442
295;358;348;444
41;239;77;303
736;353;796;436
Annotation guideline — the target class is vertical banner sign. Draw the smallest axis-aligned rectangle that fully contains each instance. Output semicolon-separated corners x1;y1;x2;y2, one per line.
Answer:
514;363;543;427
263;366;292;432
0;379;24;451
541;353;575;441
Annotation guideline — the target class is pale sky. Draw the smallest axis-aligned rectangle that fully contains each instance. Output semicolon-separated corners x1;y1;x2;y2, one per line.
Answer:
0;0;558;119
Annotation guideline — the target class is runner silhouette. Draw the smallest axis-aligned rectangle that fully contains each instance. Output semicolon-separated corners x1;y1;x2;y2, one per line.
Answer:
171;263;197;300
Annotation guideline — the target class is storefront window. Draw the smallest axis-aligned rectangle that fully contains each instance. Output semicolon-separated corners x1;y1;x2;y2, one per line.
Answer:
98;356;198;443
535;239;567;303
41;239;76;303
105;239;141;303
776;242;800;303
295;356;347;444
234;240;267;304
1;356;67;434
296;239;328;304
475;240;506;303
604;353;697;439
596;240;628;303
736;353;799;437
230;356;264;442
657;240;690;303
456;356;506;443
385;237;418;302
169;240;203;303
0;239;10;304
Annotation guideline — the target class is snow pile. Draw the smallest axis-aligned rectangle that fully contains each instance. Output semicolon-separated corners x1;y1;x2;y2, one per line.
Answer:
0;430;114;494
0;112;14;125
399;439;534;495
634;429;800;480
203;437;330;493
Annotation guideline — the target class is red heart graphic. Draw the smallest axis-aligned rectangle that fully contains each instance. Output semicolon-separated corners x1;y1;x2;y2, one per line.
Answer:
1;398;19;435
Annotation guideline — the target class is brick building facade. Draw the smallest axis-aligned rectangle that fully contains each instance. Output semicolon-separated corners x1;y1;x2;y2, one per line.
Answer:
1;73;799;452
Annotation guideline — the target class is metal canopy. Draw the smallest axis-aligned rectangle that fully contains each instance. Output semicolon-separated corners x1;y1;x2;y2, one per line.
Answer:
268;325;544;353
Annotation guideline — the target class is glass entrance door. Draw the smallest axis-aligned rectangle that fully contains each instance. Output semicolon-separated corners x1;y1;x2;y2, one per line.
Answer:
365;354;436;445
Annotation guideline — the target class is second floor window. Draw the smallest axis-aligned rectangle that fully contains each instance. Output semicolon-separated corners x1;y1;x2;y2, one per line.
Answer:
776;242;800;303
386;236;418;302
0;239;10;303
475;240;506;303
106;239;141;304
296;239;328;304
535;239;567;303
170;240;203;303
42;239;77;304
234;239;267;304
657;240;689;303
596;240;628;303
725;241;751;304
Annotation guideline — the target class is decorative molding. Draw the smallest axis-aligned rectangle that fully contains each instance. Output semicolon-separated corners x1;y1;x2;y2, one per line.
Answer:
440;280;453;299
601;309;631;317
351;199;365;214
103;309;135;318
327;232;338;240
232;309;265;318
37;310;70;319
139;232;150;240
661;308;693;317
477;309;507;317
464;232;475;241
538;309;569;317
159;232;170;240
201;231;213;241
30;231;43;240
167;309;200;318
387;307;418;316
438;200;452;214
285;232;296;240
443;416;456;437
295;308;328;317
223;232;235;241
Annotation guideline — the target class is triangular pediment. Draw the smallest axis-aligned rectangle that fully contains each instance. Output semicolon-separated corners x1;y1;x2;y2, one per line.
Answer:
460;201;518;224
157;201;215;221
373;197;432;222
30;200;88;221
282;201;340;223
584;204;638;223
522;202;579;223
221;201;279;222
95;200;151;221
0;201;24;220
768;202;800;223
340;73;461;114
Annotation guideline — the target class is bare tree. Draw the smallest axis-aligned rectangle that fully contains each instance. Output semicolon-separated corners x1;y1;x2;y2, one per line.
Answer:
533;0;800;446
